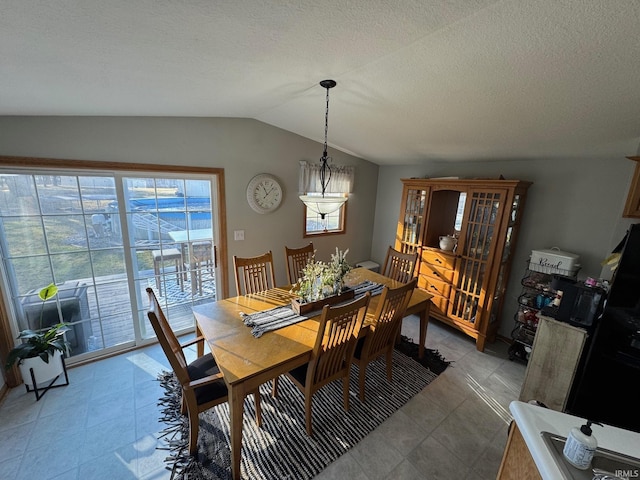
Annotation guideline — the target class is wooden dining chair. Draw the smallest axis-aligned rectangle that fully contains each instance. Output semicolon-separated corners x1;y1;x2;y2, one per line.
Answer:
151;247;184;294
381;246;418;283
188;241;213;295
146;287;262;454
271;292;371;436
352;278;417;402
233;250;276;295
284;242;314;284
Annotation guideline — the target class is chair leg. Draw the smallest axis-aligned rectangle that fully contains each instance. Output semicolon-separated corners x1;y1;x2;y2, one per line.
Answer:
358;362;367;402
197;266;204;295
305;391;313;436
271;377;279;398
188;408;199;455
176;258;184;292
386;349;394;382
180;394;187;415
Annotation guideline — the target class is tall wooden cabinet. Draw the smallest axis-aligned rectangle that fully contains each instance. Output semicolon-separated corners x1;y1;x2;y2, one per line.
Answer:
395;178;531;351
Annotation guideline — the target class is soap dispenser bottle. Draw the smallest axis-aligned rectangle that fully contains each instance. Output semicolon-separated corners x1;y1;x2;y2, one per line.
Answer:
562;420;603;469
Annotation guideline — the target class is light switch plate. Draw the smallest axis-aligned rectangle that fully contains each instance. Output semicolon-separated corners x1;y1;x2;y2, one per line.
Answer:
234;230;245;241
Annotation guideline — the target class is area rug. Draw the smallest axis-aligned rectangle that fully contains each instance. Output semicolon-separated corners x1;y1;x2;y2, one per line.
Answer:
395;335;452;375
157;344;449;480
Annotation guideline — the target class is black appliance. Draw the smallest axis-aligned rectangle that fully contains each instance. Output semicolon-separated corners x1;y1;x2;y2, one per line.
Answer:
566;223;640;433
551;276;607;328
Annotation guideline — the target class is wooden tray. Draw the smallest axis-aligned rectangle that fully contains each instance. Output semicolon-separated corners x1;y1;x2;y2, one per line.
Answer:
291;288;355;315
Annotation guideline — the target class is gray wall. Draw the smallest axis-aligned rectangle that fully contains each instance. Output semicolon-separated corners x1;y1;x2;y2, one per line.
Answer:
0;116;379;294
371;156;639;339
1;115;638;344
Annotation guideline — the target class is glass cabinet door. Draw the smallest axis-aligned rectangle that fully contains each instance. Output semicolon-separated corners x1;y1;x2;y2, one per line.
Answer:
449;189;507;325
397;187;428;253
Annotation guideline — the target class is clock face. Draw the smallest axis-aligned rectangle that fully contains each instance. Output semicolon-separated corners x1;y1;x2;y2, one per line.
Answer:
246;174;283;214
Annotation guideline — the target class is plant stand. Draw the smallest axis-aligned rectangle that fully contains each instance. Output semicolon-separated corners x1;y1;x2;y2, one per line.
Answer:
24;355;70;401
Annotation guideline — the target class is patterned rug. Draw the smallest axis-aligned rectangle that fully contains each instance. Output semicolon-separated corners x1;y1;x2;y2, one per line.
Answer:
157;341;449;480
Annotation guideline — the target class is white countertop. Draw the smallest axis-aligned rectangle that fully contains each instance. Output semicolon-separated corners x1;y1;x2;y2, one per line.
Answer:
510;401;640;479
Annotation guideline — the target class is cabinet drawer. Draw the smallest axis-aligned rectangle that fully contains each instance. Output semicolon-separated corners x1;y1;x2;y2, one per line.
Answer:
420;264;455;282
429;294;449;315
422;249;456;270
419;274;452;297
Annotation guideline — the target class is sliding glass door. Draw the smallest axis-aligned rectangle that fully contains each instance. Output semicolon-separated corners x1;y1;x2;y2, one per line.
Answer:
122;176;215;341
0;169;219;364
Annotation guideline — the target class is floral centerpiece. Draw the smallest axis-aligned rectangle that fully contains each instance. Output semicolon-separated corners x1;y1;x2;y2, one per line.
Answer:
327;247;351;295
291;248;353;314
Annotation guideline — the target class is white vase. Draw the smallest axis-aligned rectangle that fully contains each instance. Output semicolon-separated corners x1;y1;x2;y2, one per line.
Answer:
439;235;457;251
18;350;64;388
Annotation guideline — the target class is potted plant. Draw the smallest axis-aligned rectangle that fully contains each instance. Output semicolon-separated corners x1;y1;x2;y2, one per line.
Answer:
5;283;70;389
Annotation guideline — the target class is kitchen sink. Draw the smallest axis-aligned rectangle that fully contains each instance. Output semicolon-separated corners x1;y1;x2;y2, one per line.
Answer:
540;431;640;479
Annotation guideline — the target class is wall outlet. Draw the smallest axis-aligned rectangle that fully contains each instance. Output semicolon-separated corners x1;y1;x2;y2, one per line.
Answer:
234;230;245;241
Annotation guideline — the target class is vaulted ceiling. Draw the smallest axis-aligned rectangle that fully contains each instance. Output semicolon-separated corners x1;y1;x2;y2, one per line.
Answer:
2;1;639;165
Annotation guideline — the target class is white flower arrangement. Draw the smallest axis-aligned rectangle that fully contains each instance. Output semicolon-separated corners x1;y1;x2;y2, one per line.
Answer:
293;248;351;303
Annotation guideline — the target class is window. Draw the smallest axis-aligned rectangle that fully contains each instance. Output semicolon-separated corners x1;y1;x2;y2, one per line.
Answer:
298;161;353;237
0;158;223;366
455;192;467;231
303;193;347;236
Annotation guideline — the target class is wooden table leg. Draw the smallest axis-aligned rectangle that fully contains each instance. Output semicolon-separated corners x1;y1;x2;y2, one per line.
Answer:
404;294;432;359
196;324;204;357
418;302;430;359
228;383;245;480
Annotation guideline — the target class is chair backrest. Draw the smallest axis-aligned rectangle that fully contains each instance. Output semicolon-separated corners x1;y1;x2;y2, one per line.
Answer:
233;250;276;295
381;246;418;283
365;278;417;356
146;287;190;386
308;293;371;387
285;242;314;284
191;241;212;264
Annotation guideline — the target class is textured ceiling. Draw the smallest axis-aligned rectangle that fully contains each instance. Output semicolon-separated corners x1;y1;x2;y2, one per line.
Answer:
2;1;640;165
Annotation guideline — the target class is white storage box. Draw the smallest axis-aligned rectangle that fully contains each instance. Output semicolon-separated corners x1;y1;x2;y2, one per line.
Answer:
529;248;580;275
355;260;380;273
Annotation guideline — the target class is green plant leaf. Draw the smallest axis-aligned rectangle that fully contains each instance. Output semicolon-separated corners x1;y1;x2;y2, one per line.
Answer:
50;339;67;351
17;329;40;339
38;283;59;301
5;343;37;368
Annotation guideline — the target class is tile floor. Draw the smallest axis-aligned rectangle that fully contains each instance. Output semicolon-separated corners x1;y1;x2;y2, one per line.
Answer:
0;316;526;480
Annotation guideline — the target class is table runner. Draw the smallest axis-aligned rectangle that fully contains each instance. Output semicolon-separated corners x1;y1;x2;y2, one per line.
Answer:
352;280;384;297
240;281;384;337
240;306;308;338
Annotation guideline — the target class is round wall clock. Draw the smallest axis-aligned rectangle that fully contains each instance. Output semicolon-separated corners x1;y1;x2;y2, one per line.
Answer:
246;173;284;214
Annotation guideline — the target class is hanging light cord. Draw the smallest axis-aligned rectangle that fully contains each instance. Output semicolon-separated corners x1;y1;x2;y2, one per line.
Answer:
319;83;332;197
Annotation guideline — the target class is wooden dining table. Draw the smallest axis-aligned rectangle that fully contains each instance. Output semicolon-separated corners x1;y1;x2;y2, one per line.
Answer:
192;267;432;480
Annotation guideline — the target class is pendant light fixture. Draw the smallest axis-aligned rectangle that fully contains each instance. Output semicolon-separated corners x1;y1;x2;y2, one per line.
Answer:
299;79;348;219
